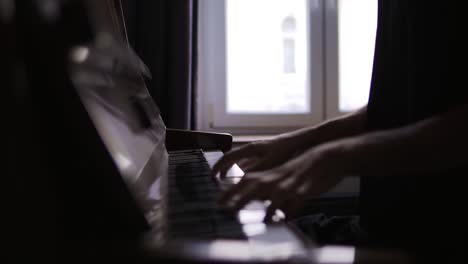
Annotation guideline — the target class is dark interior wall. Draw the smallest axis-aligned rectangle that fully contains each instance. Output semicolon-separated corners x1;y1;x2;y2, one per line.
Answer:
121;0;169;118
120;0;197;130
120;0;136;46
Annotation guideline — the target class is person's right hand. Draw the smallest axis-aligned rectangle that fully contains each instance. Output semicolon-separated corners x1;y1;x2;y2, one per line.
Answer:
212;108;369;179
212;136;304;179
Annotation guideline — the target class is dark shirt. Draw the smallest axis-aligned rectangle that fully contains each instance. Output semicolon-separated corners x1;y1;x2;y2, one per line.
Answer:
362;0;468;253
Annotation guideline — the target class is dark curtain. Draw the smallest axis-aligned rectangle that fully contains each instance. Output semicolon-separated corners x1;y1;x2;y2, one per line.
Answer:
121;0;198;129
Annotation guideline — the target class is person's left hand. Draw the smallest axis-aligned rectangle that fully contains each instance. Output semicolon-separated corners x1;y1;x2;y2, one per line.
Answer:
219;144;346;221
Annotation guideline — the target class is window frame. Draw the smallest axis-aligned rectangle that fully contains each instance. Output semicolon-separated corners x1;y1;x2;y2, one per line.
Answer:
324;0;342;119
327;0;378;119
197;0;325;134
197;0;374;134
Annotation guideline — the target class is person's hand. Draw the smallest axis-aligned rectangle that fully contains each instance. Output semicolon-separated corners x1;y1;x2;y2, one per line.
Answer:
219;144;346;221
212;136;305;179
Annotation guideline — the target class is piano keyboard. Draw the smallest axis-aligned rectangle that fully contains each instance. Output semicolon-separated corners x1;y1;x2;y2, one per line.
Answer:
167;149;247;240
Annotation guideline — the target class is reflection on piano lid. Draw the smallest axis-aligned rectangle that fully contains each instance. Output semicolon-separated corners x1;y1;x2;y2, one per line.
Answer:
69;35;168;234
69;30;316;262
66;0;318;262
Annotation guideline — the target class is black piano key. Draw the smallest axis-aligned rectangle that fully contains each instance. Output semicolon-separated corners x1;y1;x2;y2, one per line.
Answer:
170;192;220;204
168;149;203;155
169;170;211;177
169;177;215;187
169;202;218;215
169;164;210;171
168;183;221;194
170;215;213;226
169;159;206;165
170;224;215;237
167;150;247;240
169;156;206;161
168;210;215;221
213;213;238;224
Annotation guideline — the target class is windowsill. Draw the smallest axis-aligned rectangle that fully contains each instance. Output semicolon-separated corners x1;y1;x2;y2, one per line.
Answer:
233;134;277;144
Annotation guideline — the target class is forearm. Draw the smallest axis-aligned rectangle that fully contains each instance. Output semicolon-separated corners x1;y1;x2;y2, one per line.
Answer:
277;106;368;148
322;105;468;177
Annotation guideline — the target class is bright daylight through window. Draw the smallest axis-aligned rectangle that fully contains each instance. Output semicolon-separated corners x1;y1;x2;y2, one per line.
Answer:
227;0;309;114
198;0;378;132
338;0;377;112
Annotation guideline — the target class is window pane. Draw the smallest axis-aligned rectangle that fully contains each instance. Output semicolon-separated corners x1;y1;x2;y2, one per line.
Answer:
339;0;378;112
226;0;309;114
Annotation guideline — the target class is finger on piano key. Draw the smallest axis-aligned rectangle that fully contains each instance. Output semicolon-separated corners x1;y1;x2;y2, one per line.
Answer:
204;151;244;183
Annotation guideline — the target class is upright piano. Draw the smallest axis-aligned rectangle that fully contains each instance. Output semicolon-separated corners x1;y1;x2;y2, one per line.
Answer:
3;1;414;263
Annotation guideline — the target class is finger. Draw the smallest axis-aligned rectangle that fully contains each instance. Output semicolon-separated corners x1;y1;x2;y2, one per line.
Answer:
263;177;296;222
212;145;258;178
243;152;290;173
301;174;342;198
243;158;274;173
219;177;252;204
264;197;286;223
217;167;230;180
229;188;261;211
294;176;314;199
284;173;331;218
237;157;259;170
267;172;308;219
221;181;262;211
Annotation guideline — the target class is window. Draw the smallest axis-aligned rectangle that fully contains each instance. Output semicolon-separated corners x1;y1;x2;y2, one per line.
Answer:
327;0;378;117
197;0;378;134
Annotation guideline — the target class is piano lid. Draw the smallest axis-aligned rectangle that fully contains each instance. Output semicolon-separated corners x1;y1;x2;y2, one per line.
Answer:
70;33;168;213
69;1;168;232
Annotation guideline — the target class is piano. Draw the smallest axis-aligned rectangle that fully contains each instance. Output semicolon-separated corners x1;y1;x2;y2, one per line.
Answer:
4;1;414;263
67;0;316;262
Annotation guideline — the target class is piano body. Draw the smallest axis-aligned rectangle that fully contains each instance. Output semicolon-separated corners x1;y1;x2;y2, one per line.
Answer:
3;1;414;263
72;0;316;261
